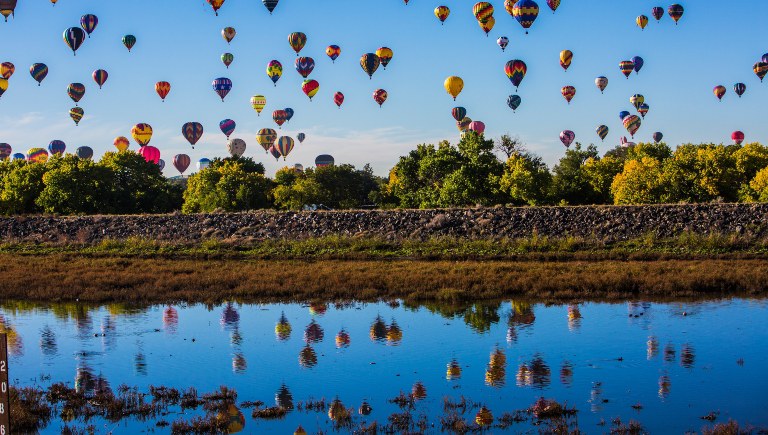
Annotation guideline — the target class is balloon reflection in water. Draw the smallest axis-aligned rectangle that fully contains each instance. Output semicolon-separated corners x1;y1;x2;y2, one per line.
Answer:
411;381;427;400
680;344;695;369
446;359;461;380
658;374;671;400
232;353;247;373
0;315;22;356
40;324;57;356
559;361;573;386
589;381;604;412
221;303;240;330
304;320;324;344
369;315;387;342
299;345;317;368
485;347;506;387
335;329;351;348
328;398;351;421
276;383;294;410
567;304;582;331
647;336;659;360
516;354;551;388
135;351;147;376
217;404;245;434
386;320;403;345
309;302;327;316
163;306;178;334
475;406;493;426
75;366;110;397
510;300;535;328
275;312;292;341
664;343;676;362
294;425;307;435
358;401;373;415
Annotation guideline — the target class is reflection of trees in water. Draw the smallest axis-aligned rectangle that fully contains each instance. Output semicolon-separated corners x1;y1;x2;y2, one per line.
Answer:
567;304;582;332
680;343;695;369
516;354;551;389
0;314;23;356
413;301;502;333
298;345;317;368
275;383;293;410
163;306;178;334
304;320;324;344
647;336;659;360
40;324;57;357
560;361;573;386
509;301;536;329
275;312;292;341
309;302;327;316
75;365;111;398
658;373;671;400
485;348;506;388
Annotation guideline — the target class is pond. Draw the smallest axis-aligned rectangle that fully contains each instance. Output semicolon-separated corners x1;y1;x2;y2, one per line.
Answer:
1;298;767;433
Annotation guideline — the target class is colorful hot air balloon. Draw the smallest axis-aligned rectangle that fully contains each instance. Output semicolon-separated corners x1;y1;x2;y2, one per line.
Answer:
638;103;650;118
207;0;226;15
452;107;467;122
595;76;608;93
276;136;294;160
652;6;664;21
295;57;315;78
444;76;464;100
508;0;539;34
457;116;472;132
334;91;344;108
197;158;212;171
27;148;49;163
732;131;745;145
619;110;630;121
0;77;6;98
173;154;191;175
0;62;14;79
632;56;644;74
221;52;234;68
507;95;522;112
652;132;663;143
763;53;768;64
131;123;153;147
266;60;282;86
227;138;246;157
668;4;684;24
326;45;341;63
0;0;17;22
636;15;649;30
76;146;93;160
316;154;335;167
114;136;130;152
734;83;746;98
251;95;266;115
497;36;509;51
561;86;576;104
80;14;98;37
560;130;575;148
473;2;494;23
219;119;236;139
122;34;136;52
268;145;281;161
435;6;450;24
505;60;527;90
623;114;642;138
630;94;645;110
559;50;573;71
373;88;388;107
479;16;495;36
596;125;609;141
468;121;485;134
620;60;635;78
63;27;86;55
360;53;380;79
302;79;319;101
257;128;277;152
288;32;307;56
297;133;306;143
182;122;204;149
155;81;171;102
48;140;66;155
546;0;560;13
284;108;294;123
30;63;48;86
212;77;232;101
138;145;160;164
157;159;166;171
0;143;11;160
69;107;84;126
263;0;279;14
67;83;85;105
92;69;108;89
273;110;288;128
713;85;726;101
754;62;768;82
222;27;236;44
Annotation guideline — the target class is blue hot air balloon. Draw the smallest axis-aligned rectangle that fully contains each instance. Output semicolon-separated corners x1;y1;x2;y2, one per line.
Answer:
284;108;294;122
48;140;66;155
507;95;522;112
632;56;644;74
212;77;232;102
619;111;630;121
219;119;236;138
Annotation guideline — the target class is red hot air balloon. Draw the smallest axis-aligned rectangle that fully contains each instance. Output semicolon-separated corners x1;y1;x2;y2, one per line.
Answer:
138;145;160;164
731;131;745;145
155;81;171;101
92;69;108;89
373;89;387;107
334;91;344;108
173;154;191;175
273;110;288;128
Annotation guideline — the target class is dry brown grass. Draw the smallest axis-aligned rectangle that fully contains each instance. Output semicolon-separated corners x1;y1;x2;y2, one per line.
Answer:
0;254;766;304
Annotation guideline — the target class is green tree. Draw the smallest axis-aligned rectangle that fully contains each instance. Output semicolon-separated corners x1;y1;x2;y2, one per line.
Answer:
182;160;272;213
733;143;768;198
36;155;112;214
662;144;738;203
582;155;625;204
626;142;673;161
0;160;47;214
210;156;266;175
497;152;551;205
746;166;768;202
99;152;182;213
549;143;602;205
611;157;667;204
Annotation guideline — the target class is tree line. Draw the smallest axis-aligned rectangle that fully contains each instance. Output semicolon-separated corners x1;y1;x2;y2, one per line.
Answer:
2;132;768;215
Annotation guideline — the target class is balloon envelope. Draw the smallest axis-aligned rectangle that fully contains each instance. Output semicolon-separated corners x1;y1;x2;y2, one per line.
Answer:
315;154;335;167
174;154;191;174
138;145;160;164
227;138;246;157
75;146;93;160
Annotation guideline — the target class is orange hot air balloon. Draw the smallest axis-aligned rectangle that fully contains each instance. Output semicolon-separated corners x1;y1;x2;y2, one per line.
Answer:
208;0;225;16
155;81;171;102
113;136;130;152
222;26;236;44
561;85;576;104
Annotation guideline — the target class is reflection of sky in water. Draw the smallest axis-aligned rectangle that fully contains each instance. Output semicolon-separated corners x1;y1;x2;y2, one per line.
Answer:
0;299;767;433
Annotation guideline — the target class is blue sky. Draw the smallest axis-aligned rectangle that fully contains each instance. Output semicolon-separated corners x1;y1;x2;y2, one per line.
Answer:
0;0;766;176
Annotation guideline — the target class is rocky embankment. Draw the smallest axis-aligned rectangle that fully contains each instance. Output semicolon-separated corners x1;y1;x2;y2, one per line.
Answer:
0;204;766;244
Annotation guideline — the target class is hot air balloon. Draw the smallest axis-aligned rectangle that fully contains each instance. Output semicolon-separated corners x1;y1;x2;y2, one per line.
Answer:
69;107;84;126
668;4;684;24
276;136;294;160
596;125;609;141
373;89;388;107
652;6;664;21
476;407;493;426
212;77;232;101
284;108;294;123
219;119;236;139
497;36;509;51
315;154;334;167
560;130;575;148
198;158;212;171
288;32;307;56
67;83;85;105
505;60;527;90
444;76;464;100
473;2;494;23
208;0;225;15
457;116;472;132
435;6;450;24
619;110;630;121
763;53;768;64
182;122;204;149
561;85;576;104
653;132;663;143
131;123;153;147
174;154;190;175
734;83;746;97
468;121;486;134
0;78;6;98
620;60;635;78
251;95;266;115
92;69;108;89
263;0;279;14
48;140;66;155
559;50;573;71
30;63;48;86
0;0;17;21
754;62;768;82
257;128;277;152
638;103;650;118
546;0;560;12
121;34;137;52
632;56;644;74
266;60;282;85
114;136;130;152
479;16;495;36
0;62;14;79
138;145;160;164
11;153;24;160
360;53;380;79
76;146;93;160
623;115;642;138
630;94;645;110
452;107;467;122
326;45;341;63
273;110;288;128
297;133;306;143
222;27;236;44
155;81;171;102
713;85;726;101
334;91;344;108
63;27;86;55
637;15;648;30
508;0;539;34
295;56;315;78
80;14;98;37
302;79;319;101
595;76;608;93
27;148;48;163
0;143;10;160
507;95;521;112
732;131;745;145
221;52;234;68
227;138;246;157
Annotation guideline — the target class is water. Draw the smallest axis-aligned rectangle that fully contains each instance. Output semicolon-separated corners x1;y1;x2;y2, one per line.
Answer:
1;298;767;433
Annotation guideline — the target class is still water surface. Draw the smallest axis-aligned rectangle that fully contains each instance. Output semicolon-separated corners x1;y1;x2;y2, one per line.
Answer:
1;298;767;433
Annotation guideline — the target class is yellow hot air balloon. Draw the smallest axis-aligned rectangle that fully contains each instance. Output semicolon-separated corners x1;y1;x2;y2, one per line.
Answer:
131;123;153;147
376;47;394;69
434;6;450;24
636;15;649;30
250;95;266;115
479;16;495;36
444;76;463;100
113;136;130;152
0;77;8;98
